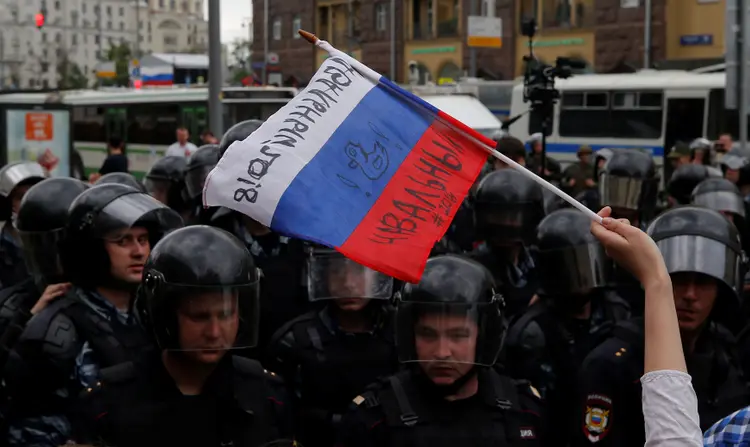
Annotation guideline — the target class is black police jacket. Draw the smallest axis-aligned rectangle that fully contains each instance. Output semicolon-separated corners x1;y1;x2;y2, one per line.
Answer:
336;368;545;447
4;289;152;421
503;292;630;445
268;305;399;447
73;354;294;447
572;318;749;447
0;278;38;370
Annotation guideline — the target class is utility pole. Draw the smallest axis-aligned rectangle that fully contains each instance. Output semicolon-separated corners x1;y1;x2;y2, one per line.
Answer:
135;0;141;57
207;0;223;135
389;0;395;80
98;0;103;59
742;0;749;150
469;0;477;77
262;0;268;84
347;0;353;53
643;0;652;68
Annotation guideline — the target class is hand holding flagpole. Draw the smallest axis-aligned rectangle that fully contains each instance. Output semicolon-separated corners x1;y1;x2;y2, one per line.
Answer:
298;29;603;225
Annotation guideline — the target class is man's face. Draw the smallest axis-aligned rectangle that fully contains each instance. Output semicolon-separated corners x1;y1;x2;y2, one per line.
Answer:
9;184;32;214
176;291;240;364
177;128;189;143
414;312;477;385
672;272;718;333
532;142;542;154
579;153;591;164
103;226;150;284
328;262;372;312
726;168;740;184
720;135;733;151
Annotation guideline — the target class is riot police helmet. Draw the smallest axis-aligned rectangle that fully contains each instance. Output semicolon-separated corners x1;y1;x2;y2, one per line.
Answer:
668;164;720;205
61;184;183;289
395;255;506;367
144;156;188;209
592;148;614;179
598;149;658;212
691;177;746;220
135;225;261;352
473;169;545;246
95;172;145;192
16;178;89;287
690;137;713;165
536;209;614;296
647;206;742;307
720;146;750;187
305;245;394;303
184;144;220;200
0;161;46;198
219;119;264;158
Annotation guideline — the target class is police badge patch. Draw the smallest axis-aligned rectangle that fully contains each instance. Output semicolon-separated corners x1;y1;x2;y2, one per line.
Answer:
583;394;612;443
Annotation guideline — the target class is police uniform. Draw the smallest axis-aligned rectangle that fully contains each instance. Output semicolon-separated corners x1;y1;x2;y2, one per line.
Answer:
183;144;220;225
504;209;630;445
336;255;545;447
0;178;89;371
75;225;294;447
268;248;399;447
574;206;750;447
144;155;190;214
470;170;545;317
0;162;46;289
213;120;310;360
3;184;182;447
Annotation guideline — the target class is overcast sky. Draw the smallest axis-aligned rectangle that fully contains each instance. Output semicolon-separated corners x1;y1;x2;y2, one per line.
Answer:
204;0;253;44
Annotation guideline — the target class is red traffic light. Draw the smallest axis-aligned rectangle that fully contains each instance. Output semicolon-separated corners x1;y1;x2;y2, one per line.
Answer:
35;13;45;29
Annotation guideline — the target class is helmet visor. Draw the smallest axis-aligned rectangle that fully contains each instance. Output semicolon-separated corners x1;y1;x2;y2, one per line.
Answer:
19;227;65;285
692;191;746;218
185;165;215;200
656;235;741;293
598;173;643;210
0;163;46;197
148;282;260;352
395;301;500;367
307;253;393;301
538;243;614;295
94;192;183;238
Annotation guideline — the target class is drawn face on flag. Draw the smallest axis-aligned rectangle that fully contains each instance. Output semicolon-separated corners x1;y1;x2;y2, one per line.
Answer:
344;140;390;180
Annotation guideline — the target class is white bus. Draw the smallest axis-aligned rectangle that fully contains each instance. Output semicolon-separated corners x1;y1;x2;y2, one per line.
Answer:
508;70;733;177
0;85;298;178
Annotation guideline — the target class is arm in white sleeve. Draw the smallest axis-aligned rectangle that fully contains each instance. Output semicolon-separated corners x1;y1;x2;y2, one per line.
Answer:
641;370;702;447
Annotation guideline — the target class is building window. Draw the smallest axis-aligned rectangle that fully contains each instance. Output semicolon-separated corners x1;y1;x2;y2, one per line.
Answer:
170;0;176;10
182;1;188;12
620;0;639;7
292;16;301;37
519;0;538;21
72;34;78;45
375;4;387;31
107;21;112;29
159;0;164;7
94;5;99;15
164;35;178;45
54;0;60;10
106;5;111;15
41;32;47;42
119;7;124;16
119;22;124;30
272;18;281;40
95;35;100;44
195;2;201;13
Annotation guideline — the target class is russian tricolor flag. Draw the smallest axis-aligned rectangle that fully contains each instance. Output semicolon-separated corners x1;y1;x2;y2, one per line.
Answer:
203;38;490;282
142;65;174;86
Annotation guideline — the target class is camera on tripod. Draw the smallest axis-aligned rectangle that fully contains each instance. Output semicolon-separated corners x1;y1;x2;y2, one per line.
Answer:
520;17;585;116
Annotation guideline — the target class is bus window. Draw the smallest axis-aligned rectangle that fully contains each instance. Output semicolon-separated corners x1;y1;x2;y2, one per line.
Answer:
611;91;662;139
664;98;704;148
226;103;263;123
105;107;127;143
73;106;106;143
181;105;207;145
712;89;750;141
559;91;609;137
559;90;662;139
128;104;180;145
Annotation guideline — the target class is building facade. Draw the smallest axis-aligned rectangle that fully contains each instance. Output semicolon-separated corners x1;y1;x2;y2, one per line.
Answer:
0;0;207;89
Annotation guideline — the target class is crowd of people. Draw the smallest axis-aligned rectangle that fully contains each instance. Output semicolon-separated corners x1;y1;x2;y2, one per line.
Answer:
0;118;744;446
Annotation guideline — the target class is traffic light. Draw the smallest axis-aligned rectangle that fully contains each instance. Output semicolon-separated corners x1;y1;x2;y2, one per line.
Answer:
35;12;45;29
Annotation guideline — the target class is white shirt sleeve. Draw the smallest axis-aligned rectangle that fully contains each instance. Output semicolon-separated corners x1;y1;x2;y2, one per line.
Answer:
641;370;702;447
165;143;182;157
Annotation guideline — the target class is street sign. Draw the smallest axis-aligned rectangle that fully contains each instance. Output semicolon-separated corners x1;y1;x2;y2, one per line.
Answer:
679;34;713;46
467;16;503;48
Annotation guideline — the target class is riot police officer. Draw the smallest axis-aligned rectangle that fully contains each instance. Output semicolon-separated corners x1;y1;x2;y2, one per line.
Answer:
0;161;46;288
0;178;89;370
268;247;398;447
597;149;658;228
471;169;545;317
74;225;293;447
691;177;748;253
667;163;722;206
574;206;749;447
214;120;309;360
720;146;750;199
95;172;145;192
504;209;631;445
144;156;191;220
336;255;544;447
184;143;220;225
690;137;714;166
3;184;182;447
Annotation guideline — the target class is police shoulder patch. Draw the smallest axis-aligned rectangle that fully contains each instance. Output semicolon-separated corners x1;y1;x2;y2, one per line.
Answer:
353;395;365;406
583;394;612;443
